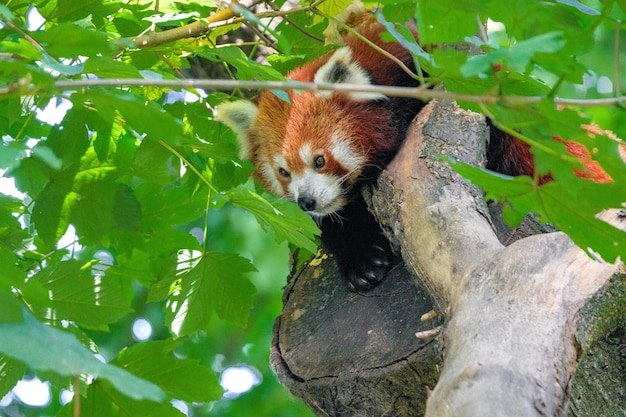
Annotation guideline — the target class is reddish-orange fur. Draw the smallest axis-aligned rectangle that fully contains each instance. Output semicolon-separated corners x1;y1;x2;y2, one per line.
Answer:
500;128;621;184
247;24;419;195
250;23;621;191
218;21;623;292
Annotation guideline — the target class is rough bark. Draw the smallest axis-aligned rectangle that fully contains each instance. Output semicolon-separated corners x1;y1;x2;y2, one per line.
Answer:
271;100;626;416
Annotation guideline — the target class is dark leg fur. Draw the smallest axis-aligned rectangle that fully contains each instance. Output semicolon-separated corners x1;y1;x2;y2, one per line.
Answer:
486;119;536;177
321;111;531;292
319;199;398;292
319;69;424;292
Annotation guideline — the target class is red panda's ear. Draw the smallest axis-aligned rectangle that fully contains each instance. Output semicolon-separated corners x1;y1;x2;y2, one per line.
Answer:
215;100;258;159
313;47;387;102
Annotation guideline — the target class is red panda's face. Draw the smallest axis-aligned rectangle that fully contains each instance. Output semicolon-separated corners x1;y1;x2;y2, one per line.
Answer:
217;41;408;216
254;94;368;216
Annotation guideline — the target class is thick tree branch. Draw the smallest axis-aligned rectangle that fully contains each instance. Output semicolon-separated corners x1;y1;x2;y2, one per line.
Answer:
371;100;624;416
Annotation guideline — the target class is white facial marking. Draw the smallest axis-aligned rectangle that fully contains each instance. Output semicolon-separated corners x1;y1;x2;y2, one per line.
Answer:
299;143;313;166
289;169;345;216
273;154;288;170
330;132;365;174
259;159;283;195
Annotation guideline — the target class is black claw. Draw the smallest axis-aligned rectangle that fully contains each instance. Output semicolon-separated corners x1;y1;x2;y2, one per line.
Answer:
364;270;378;281
340;242;392;291
318;200;395;292
370;257;385;267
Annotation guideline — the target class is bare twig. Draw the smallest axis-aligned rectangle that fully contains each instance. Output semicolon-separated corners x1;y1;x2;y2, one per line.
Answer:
4;77;624;108
264;0;325;43
73;375;80;417
2;19;46;52
613;21;623;106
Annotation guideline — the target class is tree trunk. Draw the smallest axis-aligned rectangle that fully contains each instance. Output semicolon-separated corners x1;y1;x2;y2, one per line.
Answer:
271;100;626;416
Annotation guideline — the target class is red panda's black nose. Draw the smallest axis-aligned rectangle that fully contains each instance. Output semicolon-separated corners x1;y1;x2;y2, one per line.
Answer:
297;195;316;212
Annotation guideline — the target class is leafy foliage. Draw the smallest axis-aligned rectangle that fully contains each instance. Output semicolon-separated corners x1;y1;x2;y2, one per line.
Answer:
0;0;624;416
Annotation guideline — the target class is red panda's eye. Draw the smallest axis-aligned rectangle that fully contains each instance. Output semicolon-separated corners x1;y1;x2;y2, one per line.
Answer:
313;155;325;170
278;167;291;178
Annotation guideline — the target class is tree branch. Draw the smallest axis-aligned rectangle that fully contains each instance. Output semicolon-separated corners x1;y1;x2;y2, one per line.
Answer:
126;2;240;49
121;0;328;50
4;77;625;108
371;100;624;416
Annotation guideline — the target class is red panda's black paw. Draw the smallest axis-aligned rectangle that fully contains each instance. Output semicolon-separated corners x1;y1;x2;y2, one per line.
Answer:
343;244;390;292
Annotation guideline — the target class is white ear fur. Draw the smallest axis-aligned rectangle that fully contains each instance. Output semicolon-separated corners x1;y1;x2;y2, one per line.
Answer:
215;100;258;159
313;47;387;101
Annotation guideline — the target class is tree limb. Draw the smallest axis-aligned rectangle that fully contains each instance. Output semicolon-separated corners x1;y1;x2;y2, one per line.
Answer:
4;77;625;109
372;99;624;416
122;0;328;50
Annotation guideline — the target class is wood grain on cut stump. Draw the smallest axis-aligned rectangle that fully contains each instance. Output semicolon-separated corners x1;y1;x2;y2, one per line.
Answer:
271;252;443;417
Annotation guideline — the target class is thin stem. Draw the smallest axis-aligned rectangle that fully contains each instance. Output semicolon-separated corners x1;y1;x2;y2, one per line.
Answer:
6;77;625;108
613;20;623;104
158;140;219;195
264;0;325;43
122;0;326;50
315;9;420;81
73;375;80;417
2;19;45;52
128;0;241;49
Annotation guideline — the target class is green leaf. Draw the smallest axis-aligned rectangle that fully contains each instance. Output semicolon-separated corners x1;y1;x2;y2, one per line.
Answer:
538;182;625;263
0;293;23;323
70;182;117;244
0;195;29;252
33;23;115;58
115;339;222;402
165;252;257;336
47;105;91;168
0;5;15;22
196;46;284;81
54;0;123;23
0;248;26;290
0;142;27;171
113;184;143;231
58;379;182;417
41;53;85;75
0;354;26;398
450;160;626;263
416;0;483;44
24;260;133;330
75;91;182;143
381;0;419;25
84;56;143;78
132;139;177;185
379;17;431;61
0;38;42;61
317;0;354;19
137;182;206;227
30;167;76;248
461;32;566;77
0;314;165;401
224;189;320;253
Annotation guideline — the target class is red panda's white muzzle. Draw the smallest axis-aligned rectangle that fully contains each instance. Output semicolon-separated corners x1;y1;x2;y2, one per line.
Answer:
289;169;348;216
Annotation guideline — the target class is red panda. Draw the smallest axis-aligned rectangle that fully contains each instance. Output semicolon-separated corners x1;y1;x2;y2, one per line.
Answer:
216;22;617;291
217;23;424;291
